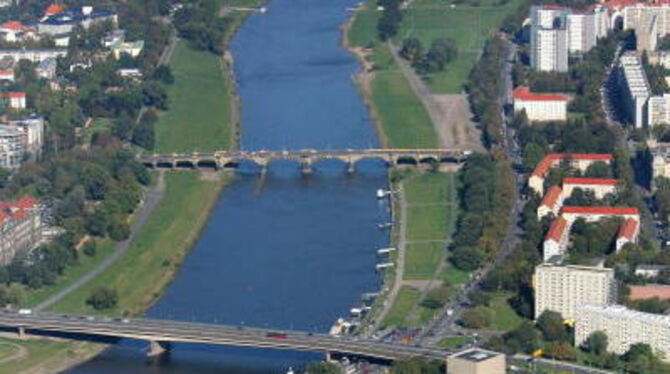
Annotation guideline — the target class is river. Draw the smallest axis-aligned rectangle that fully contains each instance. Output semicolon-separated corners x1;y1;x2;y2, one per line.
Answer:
65;0;388;373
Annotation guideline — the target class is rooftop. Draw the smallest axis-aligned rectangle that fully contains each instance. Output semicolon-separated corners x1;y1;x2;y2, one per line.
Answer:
513;86;567;102
546;216;568;242
579;304;670;324
540;185;562;208
563;177;618;185
617;218;638;240
532;153;613;177
451;348;503;362
561;206;639;215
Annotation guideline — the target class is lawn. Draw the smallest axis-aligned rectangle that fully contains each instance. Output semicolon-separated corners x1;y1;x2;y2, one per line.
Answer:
404;242;444;279
398;0;524;93
404;172;454;204
23;240;114;307
371;71;438;148
155;41;233;153
381;285;421;328
0;337;89;374
437;335;471;348
80;118;112;144
488;291;524;331
49;172;227;315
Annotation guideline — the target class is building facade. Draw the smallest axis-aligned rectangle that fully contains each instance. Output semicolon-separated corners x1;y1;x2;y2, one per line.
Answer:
562;177;618;199
446;349;506;374
528;153;613;196
576;304;670;359
534;264;617;321
617;52;651;128
513;86;568;122
0;195;43;265
530;6;570;72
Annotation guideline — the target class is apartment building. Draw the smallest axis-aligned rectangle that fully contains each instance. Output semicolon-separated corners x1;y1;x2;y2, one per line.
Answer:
513;86;568;122
447;349;506;374
538;185;564;219
576;304;670;359
0;48;67;64
544;216;571;262
530;6;570;72
0;195;44;265
561;205;639;223
562;177;618;199
648;93;670;126
566;5;609;54
534;264;617;320
0;125;25;169
615;217;639;251
528;153;613;196
617;52;651;128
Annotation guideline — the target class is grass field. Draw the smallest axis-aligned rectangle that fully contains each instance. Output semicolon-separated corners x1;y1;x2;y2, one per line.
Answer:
155;41;233;153
381;285;421;328
398;0;523;93
0;337;89;374
404;242;444;279
23;240;114;307
49;172;227;315
487;292;524;331
347;0;438;148
437;335;471;348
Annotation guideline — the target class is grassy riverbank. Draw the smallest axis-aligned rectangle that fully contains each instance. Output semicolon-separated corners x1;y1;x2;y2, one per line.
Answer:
156;40;234;152
49;172;227;315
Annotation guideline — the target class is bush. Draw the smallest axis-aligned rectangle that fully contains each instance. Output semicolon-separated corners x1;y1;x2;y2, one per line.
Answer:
82;241;97;257
86;287;118;310
459;306;492;328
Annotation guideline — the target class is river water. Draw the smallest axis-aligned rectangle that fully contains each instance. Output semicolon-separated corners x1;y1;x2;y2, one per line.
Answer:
66;0;387;373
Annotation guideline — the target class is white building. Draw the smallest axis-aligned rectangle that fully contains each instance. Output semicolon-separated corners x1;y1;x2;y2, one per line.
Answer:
538;185;564;219
648;94;670;126
38;6;118;36
544;216;571;263
566;6;609;55
534;264;617;321
7;114;44;157
0;92;25;110
618;52;651;128
111;40;144;59
530;6;569;72
513;86;568;122
0;195;45;265
561;206;639;224
0;48;66;64
635;265;669;278
615;217;639;252
528;153;613;196
576;304;670;359
0;69;14;82
0;125;25;169
562;177;618;199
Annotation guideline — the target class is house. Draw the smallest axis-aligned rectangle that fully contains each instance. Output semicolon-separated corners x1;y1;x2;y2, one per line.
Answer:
0;48;67;63
111;40;144;59
635;265;669;278
38;6;118;36
538;185;564;219
561;206;640;223
513;86;568;122
0;92;25;110
117;68;142;79
102;29;125;48
615;217;639;251
0;69;14;82
35;57;56;80
544;216;571;263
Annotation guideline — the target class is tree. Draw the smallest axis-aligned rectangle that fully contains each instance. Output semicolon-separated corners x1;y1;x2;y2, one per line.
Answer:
459;306;492;329
82;241;97;257
581;330;608;356
546;341;577;361
536;310;568;342
86;287;118;310
390;357;442;374
400;38;423;63
132;120;155;150
503;321;541;353
305;362;341;374
153;65;174;85
451;246;484;271
112;112;134;141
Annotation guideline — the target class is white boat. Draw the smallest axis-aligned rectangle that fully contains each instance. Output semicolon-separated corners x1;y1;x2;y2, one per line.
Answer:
286;367;295;374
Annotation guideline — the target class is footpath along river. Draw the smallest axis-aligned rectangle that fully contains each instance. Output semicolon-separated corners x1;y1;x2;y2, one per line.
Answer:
65;0;390;372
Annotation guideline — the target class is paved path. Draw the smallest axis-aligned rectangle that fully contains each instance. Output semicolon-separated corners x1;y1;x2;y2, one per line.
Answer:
372;185;408;331
34;173;167;311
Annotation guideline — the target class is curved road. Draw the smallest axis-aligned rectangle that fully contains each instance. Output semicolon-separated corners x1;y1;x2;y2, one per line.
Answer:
34;172;166;311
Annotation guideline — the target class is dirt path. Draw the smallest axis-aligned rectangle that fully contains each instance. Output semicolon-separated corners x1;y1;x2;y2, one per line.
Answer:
388;41;484;151
0;342;27;364
372;185;408;331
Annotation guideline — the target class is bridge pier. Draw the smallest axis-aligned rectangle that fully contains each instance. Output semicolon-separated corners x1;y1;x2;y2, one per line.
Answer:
147;340;170;357
346;161;355;174
17;326;25;339
300;159;313;175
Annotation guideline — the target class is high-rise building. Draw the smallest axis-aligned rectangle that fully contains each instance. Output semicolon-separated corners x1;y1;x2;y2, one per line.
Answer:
534;264;617;320
530;6;569;72
576;305;670;359
447;349;506;374
617;52;650;128
0;195;44;265
567;6;608;55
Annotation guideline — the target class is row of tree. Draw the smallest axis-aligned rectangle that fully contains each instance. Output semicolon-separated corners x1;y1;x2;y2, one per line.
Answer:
449;151;514;272
377;0;403;41
400;37;458;75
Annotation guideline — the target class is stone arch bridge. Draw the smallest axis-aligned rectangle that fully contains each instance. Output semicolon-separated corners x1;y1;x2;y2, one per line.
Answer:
137;148;470;173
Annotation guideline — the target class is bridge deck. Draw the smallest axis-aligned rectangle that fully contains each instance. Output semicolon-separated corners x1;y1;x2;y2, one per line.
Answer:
0;311;448;360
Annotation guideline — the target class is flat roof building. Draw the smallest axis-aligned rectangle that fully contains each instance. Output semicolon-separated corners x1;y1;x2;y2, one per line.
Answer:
617;52;651;128
534;264;617;321
446;348;506;374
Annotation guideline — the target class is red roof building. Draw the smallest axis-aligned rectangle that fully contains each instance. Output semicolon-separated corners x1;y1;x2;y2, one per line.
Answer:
546;216;569;242
563;177;619;199
513;86;568;102
538;185;564;218
561;206;639;216
44;3;63;17
529;153;614;196
563;177;618;185
629;284;670;300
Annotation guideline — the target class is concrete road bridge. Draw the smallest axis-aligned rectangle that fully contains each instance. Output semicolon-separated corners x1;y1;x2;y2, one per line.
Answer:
0;310;449;360
137;148;471;173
